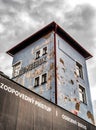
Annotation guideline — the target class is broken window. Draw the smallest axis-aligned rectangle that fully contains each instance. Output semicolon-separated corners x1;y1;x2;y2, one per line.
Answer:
76;62;83;79
13;61;21;77
34;77;39;87
36;50;40;59
79;85;86;104
41;73;47;84
43;47;47;55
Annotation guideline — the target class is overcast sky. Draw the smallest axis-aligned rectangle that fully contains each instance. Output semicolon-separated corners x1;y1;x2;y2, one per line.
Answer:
0;0;96;117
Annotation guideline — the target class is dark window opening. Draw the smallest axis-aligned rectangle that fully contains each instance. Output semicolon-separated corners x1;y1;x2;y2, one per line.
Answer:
13;62;21;77
43;47;47;55
41;73;47;84
36;50;40;59
34;77;39;87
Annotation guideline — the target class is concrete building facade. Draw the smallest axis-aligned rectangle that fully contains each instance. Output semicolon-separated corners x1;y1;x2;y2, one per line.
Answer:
7;22;95;124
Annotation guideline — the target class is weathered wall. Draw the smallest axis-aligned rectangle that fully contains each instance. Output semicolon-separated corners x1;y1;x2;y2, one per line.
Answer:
56;34;94;124
12;32;55;103
12;31;94;125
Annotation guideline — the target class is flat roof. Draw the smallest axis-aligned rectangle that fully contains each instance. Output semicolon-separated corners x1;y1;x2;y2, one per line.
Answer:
7;21;92;60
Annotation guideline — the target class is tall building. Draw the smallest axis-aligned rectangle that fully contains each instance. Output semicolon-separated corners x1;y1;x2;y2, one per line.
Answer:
7;22;95;124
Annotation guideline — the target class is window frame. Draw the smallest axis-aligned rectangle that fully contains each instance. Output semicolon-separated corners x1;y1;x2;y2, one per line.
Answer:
35;50;40;59
42;46;47;56
41;73;47;85
78;85;87;104
34;76;40;87
76;62;83;79
12;61;22;77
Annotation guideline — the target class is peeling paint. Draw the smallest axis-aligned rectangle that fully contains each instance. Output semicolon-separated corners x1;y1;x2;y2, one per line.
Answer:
25;72;31;78
50;63;54;70
49;51;54;59
73;98;78;102
75;102;80;111
60;58;64;66
48;75;52;82
71;110;78;115
87;111;95;124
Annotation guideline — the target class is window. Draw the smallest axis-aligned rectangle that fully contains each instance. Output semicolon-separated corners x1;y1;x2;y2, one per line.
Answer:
79;85;86;103
13;61;21;77
43;47;47;55
41;73;47;84
76;62;83;79
36;50;40;59
34;77;39;87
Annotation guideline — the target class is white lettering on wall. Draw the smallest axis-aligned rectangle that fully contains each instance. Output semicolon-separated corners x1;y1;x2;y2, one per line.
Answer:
62;114;87;130
0;82;52;112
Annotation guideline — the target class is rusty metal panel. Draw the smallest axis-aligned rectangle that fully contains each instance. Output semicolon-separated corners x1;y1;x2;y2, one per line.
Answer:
0;74;96;130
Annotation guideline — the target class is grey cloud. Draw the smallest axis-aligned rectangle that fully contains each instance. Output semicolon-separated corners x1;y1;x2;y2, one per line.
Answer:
62;4;96;52
65;4;95;30
0;0;66;50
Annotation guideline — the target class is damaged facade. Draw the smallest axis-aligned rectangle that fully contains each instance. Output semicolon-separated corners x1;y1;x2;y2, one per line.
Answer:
7;22;94;124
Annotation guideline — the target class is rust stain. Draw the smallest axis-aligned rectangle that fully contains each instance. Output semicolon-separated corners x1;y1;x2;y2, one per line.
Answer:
48;75;52;81
71;110;78;115
46;84;52;90
49;51;54;59
87;111;95;124
60;58;64;66
75;102;80;111
34;66;43;76
73;98;78;102
50;63;54;70
25;72;31;78
64;96;68;102
57;74;60;80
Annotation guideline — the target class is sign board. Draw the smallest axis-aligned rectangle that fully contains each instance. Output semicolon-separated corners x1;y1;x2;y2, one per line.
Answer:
0;74;95;130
